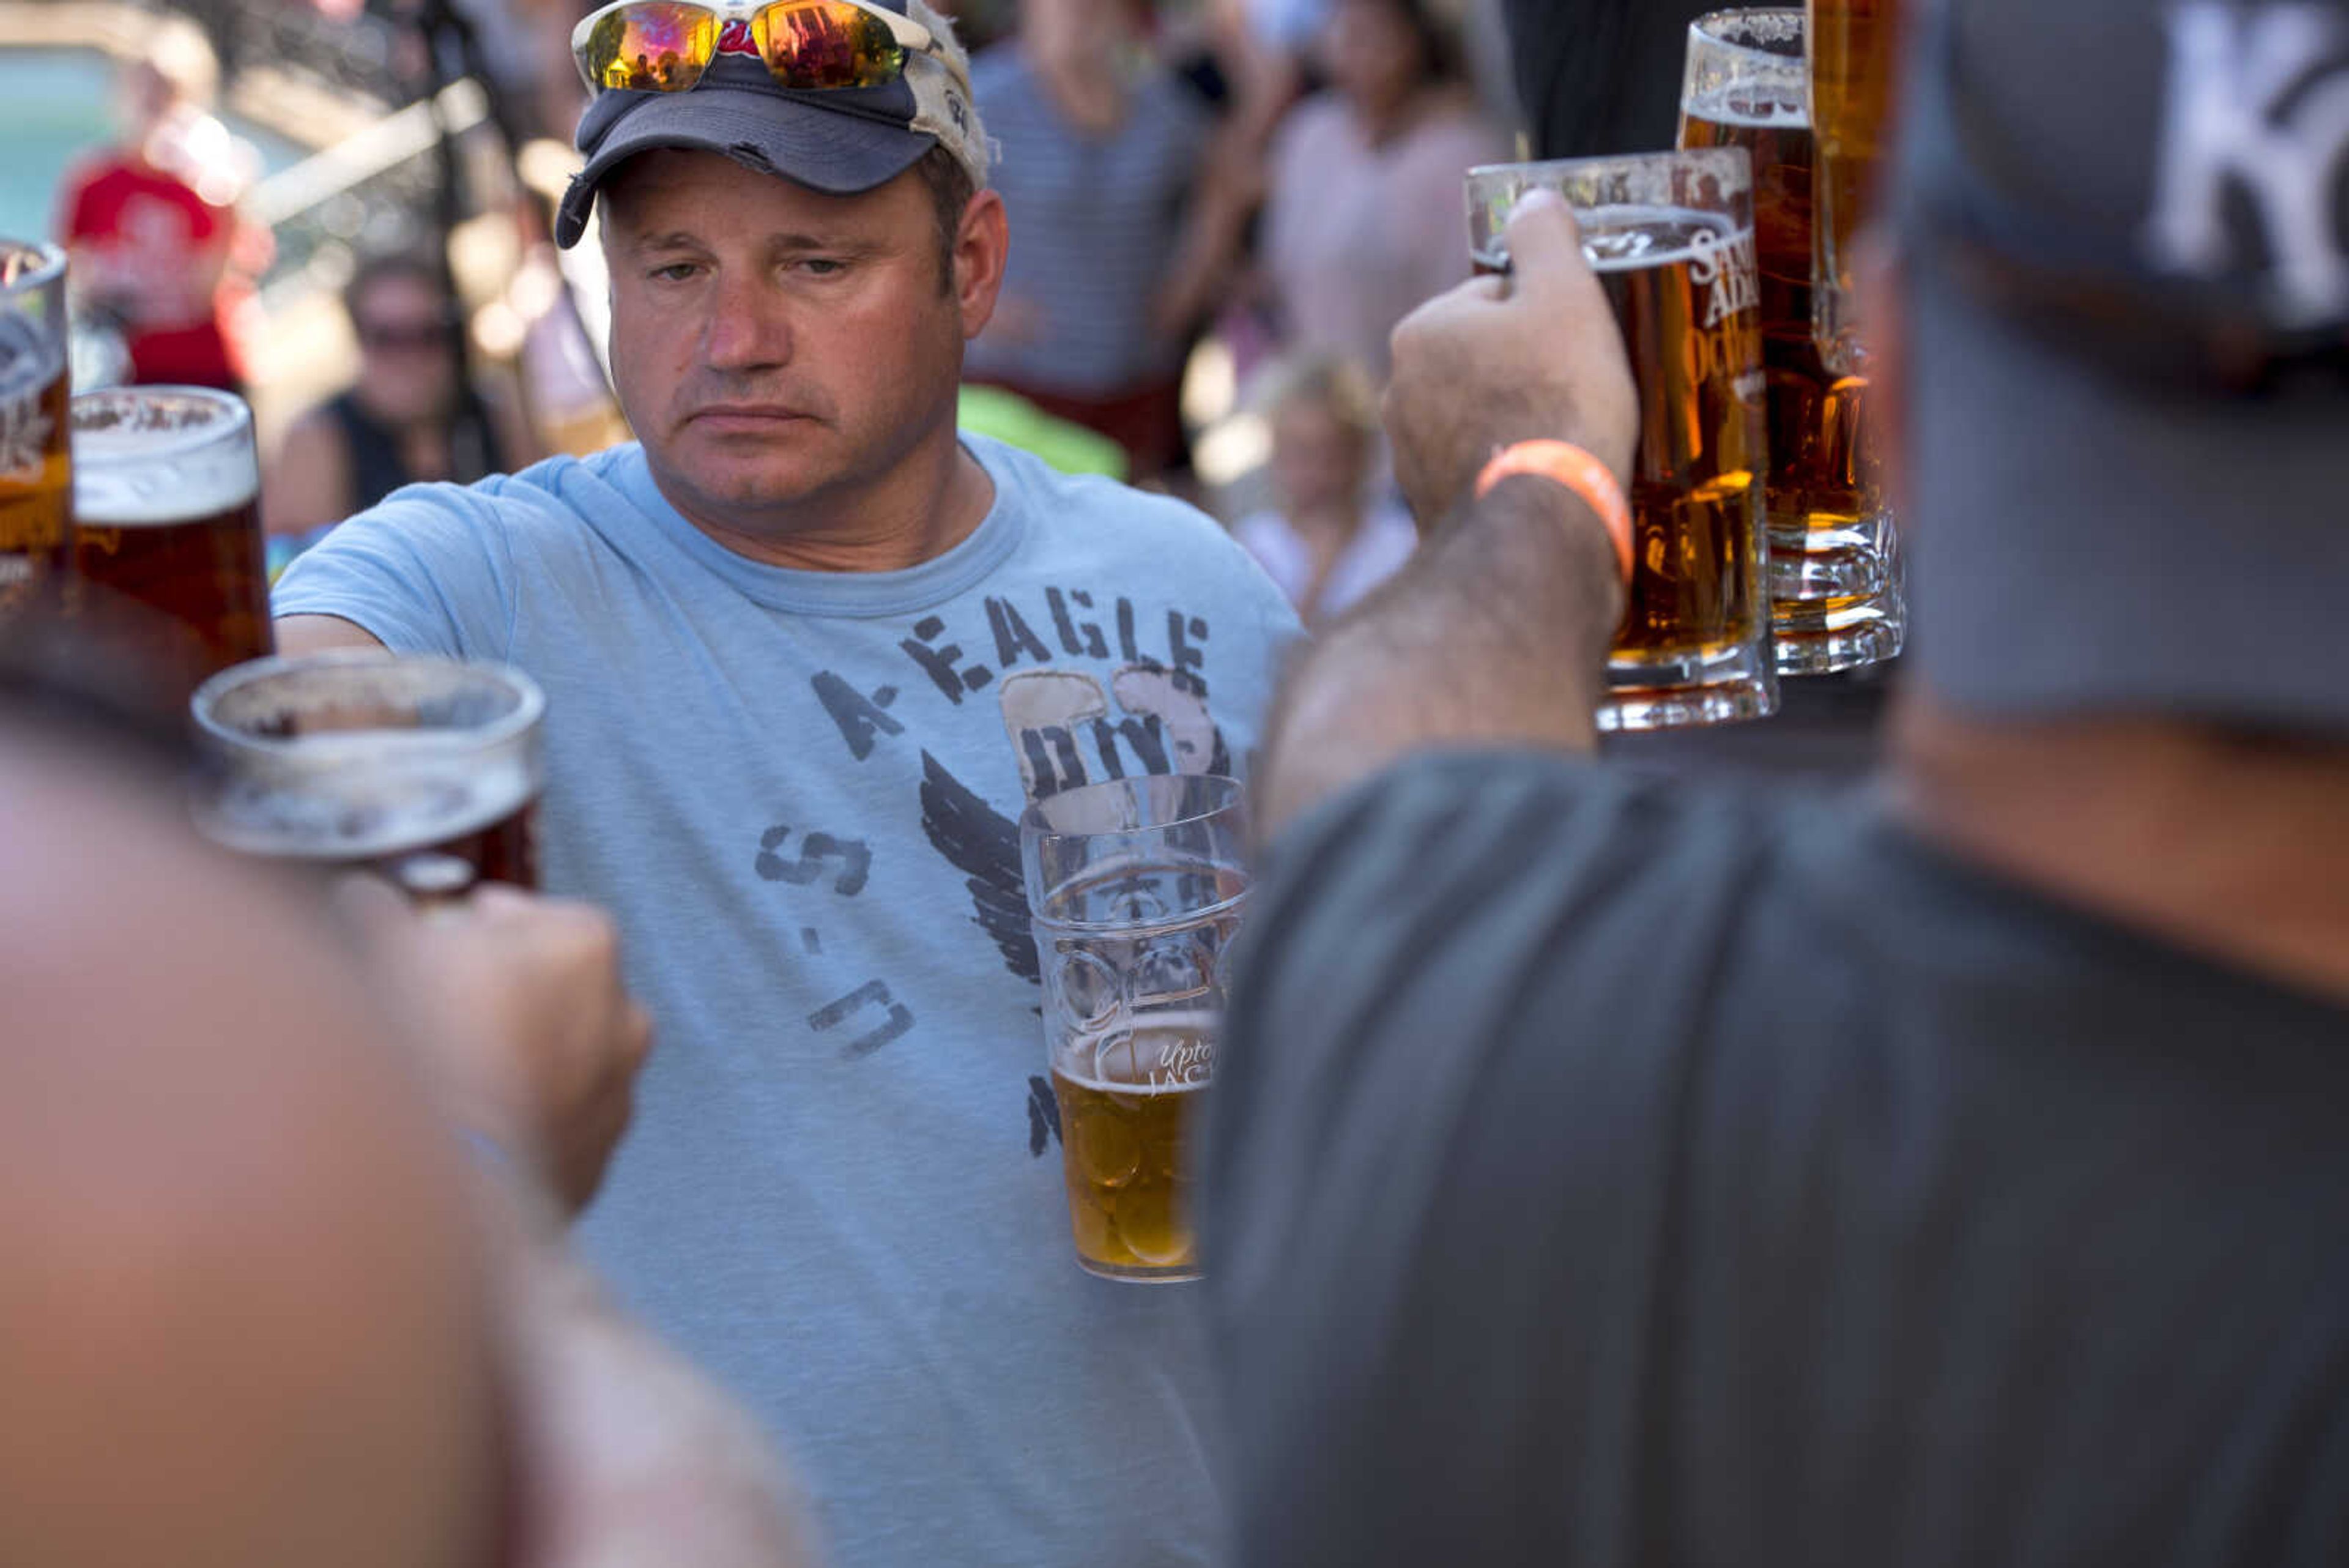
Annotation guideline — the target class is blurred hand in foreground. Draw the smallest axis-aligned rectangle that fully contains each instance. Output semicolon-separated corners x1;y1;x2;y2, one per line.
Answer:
344;879;654;1215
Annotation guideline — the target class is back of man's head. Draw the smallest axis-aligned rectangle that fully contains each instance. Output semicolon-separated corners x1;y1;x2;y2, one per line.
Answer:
1894;0;2349;738
0;699;506;1568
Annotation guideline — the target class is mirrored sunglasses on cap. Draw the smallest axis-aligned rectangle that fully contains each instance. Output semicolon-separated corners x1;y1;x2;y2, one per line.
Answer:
571;0;951;94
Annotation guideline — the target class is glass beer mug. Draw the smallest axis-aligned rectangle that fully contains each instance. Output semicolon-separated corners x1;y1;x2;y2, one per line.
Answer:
0;242;73;627
1468;150;1780;730
1022;773;1250;1282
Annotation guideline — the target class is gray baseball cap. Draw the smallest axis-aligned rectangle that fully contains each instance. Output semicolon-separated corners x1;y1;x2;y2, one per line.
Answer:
554;0;988;250
1894;0;2349;733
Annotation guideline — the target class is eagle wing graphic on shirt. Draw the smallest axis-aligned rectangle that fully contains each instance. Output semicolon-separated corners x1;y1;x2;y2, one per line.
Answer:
916;666;1233;989
918;748;1039;984
914;665;1236;1156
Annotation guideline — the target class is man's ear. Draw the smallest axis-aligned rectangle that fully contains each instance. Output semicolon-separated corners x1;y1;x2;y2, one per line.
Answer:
953;189;1009;341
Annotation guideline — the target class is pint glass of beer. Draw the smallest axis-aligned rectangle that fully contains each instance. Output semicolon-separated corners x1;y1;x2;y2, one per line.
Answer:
193;651;546;893
0;242;73;627
1808;0;1902;375
1680;8;1901;674
1021;775;1250;1282
70;386;273;705
1467;150;1778;729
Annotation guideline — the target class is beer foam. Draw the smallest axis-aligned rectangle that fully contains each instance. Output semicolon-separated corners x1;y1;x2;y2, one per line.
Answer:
72;388;258;527
1054;1069;1208;1098
201;744;537;861
1684;89;1809;130
1062;1011;1221;1094
1706;8;1802;52
1579;206;1740;272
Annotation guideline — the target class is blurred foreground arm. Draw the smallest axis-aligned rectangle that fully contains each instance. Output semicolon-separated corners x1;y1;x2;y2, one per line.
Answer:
351;889;811;1565
1254;191;1638;838
491;1178;819;1568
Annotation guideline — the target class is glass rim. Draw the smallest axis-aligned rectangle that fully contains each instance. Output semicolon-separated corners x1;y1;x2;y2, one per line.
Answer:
1689;6;1804;53
1028;875;1250;934
72;384;255;461
1019;773;1251;930
1683;7;1806;119
0;240;67;297
191;648;548;762
1466;146;1753;197
1016;770;1249;844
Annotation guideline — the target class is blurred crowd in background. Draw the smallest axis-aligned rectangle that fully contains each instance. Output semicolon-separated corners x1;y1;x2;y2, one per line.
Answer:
13;0;1571;623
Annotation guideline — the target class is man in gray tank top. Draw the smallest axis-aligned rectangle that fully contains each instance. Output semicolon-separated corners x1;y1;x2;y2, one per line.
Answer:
1209;1;2349;1561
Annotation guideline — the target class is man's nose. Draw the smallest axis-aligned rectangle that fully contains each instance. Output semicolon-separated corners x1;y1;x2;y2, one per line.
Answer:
701;270;793;373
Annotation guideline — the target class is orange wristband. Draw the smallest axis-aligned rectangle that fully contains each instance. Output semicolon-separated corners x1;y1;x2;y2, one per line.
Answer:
1473;440;1634;585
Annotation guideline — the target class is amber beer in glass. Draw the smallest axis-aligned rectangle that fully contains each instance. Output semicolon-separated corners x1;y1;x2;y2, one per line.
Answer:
193;652;546;893
0;242;73;626
70;387;273;706
1467;150;1777;729
1679;8;1901;673
1022;774;1250;1282
1052;1013;1213;1276
1808;0;1902;375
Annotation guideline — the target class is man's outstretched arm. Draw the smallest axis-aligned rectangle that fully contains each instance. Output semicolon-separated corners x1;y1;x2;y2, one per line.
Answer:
1254;191;1640;838
276;614;390;656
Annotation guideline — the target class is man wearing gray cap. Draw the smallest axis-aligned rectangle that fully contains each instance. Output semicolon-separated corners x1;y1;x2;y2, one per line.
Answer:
272;2;1301;1562
1205;0;2349;1562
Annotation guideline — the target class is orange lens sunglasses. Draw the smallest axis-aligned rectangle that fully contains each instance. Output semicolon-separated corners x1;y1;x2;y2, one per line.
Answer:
571;0;945;94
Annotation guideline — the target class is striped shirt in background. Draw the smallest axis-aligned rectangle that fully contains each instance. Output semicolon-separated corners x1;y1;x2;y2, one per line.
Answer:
962;48;1211;397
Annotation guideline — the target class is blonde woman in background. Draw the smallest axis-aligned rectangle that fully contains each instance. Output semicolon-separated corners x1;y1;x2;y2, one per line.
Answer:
1234;354;1417;626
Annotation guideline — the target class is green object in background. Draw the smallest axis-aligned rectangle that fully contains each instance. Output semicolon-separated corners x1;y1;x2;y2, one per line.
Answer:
957;384;1127;481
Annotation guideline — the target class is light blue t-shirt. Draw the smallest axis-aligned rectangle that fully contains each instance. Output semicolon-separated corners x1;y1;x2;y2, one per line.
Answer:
275;435;1301;1568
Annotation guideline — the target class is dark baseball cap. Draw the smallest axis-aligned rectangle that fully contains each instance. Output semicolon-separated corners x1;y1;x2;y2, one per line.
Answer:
1894;0;2349;732
554;0;988;250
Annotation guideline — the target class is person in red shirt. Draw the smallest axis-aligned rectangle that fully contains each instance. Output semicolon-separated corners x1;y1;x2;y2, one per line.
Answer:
56;21;263;395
